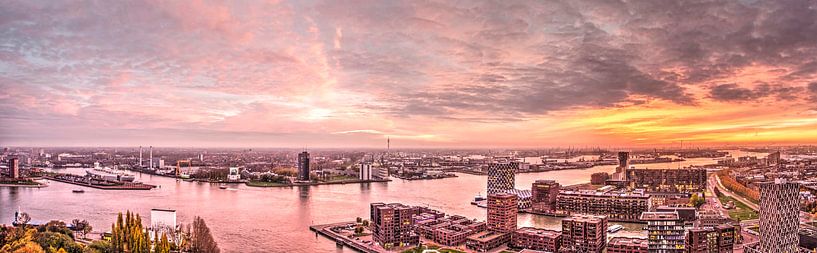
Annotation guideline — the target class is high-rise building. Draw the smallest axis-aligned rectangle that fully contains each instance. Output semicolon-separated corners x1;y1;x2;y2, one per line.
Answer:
531;180;560;213
8;158;20;179
615;151;629;180
560;214;607;253
487;193;517;233
487;162;515;195
359;163;372;181
370;203;420;247
641;211;685;252
758;179;799;253
297;151;310;181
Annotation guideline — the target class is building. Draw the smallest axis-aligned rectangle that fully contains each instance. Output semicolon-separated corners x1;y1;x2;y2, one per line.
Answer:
531;180;559;213
511;227;561;252
465;231;511;252
685;225;735;253
615;151;630;180
607;237;648;253
149;209;178;243
556;189;651;222
227;167;240;181
625;168;706;193
560;214;607;253
8;157;20;179
641;211;685;252
414;214;485;246
505;188;532;209
297;151;310;181
655;206;697;224
370;203;420;247
758;179;800;253
487;193;517;233
359;163;372;181
487;162;516;195
590;172;609;185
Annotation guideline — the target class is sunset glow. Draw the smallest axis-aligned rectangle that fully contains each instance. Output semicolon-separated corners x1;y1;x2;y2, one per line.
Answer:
2;0;817;148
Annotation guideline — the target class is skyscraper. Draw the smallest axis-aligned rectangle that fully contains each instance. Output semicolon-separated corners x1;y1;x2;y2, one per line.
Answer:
487;162;515;195
8;157;20;179
297;151;310;181
487;193;518;233
615;151;629;180
758;179;799;253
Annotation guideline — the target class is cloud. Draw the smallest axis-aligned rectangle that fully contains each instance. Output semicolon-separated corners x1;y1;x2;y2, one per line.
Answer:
3;0;817;147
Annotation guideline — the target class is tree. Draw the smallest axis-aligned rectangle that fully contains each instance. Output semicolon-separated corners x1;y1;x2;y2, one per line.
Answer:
189;216;219;253
362;220;369;227
356;217;362;223
689;194;705;208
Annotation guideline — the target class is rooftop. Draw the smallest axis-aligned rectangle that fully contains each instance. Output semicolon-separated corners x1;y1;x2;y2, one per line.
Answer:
609;237;648;247
640;211;680;221
515;227;561;239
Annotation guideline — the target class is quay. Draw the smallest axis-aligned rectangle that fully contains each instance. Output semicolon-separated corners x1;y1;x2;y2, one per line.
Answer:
247;178;391;188
309;221;381;253
44;175;156;190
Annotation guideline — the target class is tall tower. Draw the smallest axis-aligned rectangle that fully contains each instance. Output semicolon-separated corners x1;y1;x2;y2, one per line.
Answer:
758;179;799;253
615;151;629;180
139;146;143;167
487;162;516;194
149;146;153;169
297;151;310;181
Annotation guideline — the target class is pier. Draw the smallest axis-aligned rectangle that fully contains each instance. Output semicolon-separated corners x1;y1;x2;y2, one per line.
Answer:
44;174;156;190
309;221;382;253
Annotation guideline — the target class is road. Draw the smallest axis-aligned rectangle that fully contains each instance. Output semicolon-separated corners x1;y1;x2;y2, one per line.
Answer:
712;173;759;210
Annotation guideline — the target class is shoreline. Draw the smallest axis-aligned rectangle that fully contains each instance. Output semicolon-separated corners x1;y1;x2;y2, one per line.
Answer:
0;182;48;188
245;178;391;188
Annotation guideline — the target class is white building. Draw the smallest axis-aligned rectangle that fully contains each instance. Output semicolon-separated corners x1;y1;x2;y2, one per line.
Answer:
359;163;372;181
228;167;240;181
375;166;389;179
150;209;178;244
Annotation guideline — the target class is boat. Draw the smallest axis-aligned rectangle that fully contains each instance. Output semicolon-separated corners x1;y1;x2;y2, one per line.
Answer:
474;193;486;202
608;224;624;233
88;162;136;182
219;185;228;189
72;189;85;193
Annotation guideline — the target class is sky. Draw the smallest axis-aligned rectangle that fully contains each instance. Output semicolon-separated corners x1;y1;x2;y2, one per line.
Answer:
2;0;817;148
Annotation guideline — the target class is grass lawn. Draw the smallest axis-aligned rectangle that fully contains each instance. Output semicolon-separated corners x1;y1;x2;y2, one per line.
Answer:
245;181;290;187
324;175;359;182
717;194;758;221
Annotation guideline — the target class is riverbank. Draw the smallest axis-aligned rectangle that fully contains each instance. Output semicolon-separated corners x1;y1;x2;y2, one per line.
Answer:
245;178;391;187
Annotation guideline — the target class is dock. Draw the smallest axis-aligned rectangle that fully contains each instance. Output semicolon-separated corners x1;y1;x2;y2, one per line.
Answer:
45;175;156;190
309;221;382;253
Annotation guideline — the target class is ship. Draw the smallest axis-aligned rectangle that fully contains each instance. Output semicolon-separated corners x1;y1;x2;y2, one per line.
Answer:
608;224;624;233
87;162;136;182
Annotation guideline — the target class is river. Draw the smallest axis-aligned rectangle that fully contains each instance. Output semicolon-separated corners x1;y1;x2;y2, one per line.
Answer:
1;154;734;252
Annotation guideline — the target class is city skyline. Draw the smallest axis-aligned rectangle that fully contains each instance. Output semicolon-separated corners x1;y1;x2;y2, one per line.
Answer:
3;0;817;148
